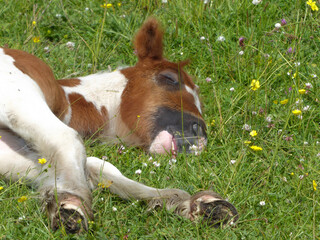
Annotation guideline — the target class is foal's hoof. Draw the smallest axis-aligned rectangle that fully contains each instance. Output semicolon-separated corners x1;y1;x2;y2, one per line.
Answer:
189;191;239;228
52;207;87;234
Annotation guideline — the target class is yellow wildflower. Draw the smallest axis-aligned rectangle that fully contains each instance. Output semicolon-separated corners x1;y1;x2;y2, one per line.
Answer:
244;140;251;144
313;180;317;191
298;89;306;94
250;130;258;137
137;115;140;118
307;0;319;11
32;21;36;26
211;120;215;126
251;79;260;91
38;158;47;164
290;172;294;176
293;72;297;78
18;196;28;203
273;100;278;104
117;3;122;6
280;99;288;105
98;180;113;188
0;186;3;191
292;109;302;115
250;145;262;151
101;3;113;8
33;36;40;43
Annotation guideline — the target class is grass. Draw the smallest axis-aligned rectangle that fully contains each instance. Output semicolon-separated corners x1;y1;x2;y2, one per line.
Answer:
0;0;319;239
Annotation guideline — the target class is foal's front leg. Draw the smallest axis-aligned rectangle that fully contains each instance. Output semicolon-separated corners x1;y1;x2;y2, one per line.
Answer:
87;157;239;227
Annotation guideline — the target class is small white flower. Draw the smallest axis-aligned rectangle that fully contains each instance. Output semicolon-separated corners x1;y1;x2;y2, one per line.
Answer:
300;158;304;162
283;177;287;182
120;14;126;18
44;46;49;51
56;14;62;18
252;0;262;5
303;105;310;111
180;52;183;55
317;141;320;145
101;156;108;160
135;169;142;175
264;54;270;58
169;158;177;165
295;99;303;104
297;115;303;120
203;0;209;4
150;171;155;174
266;116;272;123
217;36;225;42
100;197;104;201
317;153;320;157
142;163;148;167
66;41;75;49
162;0;167;3
18;215;26;220
299;175;304;180
278;129;283;134
252;111;257;116
153;161;160;167
230;87;235;92
275;23;281;28
242;124;251;131
287;71;291;76
85;7;89;11
230;160;236;164
87;63;92;68
294;62;300;67
259;201;266;206
305;82;313;89
239;50;244;55
112;207;117;212
311;74;317;78
206;77;212;82
148;156;153;161
200;36;206;41
304;141;308;145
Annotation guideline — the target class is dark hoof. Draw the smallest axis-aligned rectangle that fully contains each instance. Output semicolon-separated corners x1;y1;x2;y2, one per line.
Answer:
52;208;87;234
190;191;239;227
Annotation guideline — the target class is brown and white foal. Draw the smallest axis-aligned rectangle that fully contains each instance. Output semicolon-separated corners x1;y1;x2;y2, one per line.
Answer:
0;19;238;233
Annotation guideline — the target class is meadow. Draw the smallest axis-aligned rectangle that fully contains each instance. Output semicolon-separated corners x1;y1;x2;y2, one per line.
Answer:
0;0;319;239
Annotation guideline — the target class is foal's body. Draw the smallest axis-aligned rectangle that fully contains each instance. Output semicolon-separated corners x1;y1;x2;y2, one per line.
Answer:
0;19;237;233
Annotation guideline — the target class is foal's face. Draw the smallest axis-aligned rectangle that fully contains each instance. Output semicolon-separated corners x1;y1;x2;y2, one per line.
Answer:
119;19;207;154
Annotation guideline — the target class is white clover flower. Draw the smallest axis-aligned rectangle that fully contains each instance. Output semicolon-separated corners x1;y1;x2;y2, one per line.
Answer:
305;82;312;89
299;175;304;180
266;116;272;123
56;14;62;18
148;156;153;161
311;74;317;78
142;163;148;167
44;46;49;51
66;41;75;49
304;141;308;145
112;207;117;212
217;36;225;42
230;87;235;92
85;7;89;11
275;23;281;28
18;215;26;220
303;105;310;111
135;169;142;175
200;36;206;41
242;124;251;131
259;201;266;206
153;161;160;167
239;50;244;55
294;62;300;66
252;0;262;5
169;158;177;165
230;160;236;164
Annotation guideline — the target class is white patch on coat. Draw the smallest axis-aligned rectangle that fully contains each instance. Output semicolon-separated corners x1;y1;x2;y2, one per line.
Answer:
185;85;202;114
62;71;128;139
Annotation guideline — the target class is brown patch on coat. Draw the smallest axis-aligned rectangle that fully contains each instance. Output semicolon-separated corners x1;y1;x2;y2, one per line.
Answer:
58;78;81;87
3;48;69;120
68;93;108;138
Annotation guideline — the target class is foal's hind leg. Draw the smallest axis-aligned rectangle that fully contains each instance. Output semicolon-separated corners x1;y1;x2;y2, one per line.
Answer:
0;82;93;232
86;157;239;227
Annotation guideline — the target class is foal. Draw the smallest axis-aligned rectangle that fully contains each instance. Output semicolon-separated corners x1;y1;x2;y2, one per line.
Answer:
0;18;238;233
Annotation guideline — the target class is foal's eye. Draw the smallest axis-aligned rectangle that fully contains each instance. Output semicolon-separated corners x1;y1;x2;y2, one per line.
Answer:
157;70;182;90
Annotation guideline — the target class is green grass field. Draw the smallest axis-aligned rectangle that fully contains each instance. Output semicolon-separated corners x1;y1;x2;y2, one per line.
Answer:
0;0;319;239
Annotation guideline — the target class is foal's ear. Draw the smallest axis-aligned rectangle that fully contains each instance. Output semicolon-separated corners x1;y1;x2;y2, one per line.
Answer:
134;18;163;61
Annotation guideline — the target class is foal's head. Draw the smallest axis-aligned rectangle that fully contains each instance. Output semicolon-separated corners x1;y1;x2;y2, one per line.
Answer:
120;19;207;154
